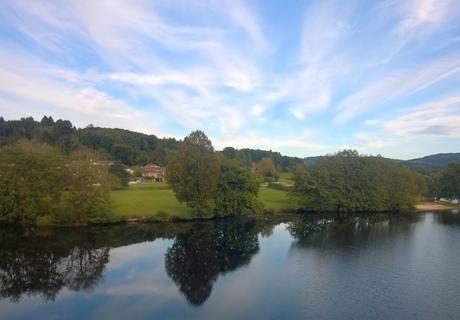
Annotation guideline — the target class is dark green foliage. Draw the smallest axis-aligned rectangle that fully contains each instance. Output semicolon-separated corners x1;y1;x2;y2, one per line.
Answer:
214;161;263;216
109;162;129;189
0;141;113;224
437;163;460;200
63;159;112;224
291;150;421;212
166;130;220;217
167;131;264;217
165;219;259;306
0;117;180;166
254;157;279;182
221;147;303;171
0;141;65;223
405;153;460;170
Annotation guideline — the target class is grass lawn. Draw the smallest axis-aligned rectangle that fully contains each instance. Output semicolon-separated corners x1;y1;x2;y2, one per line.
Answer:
112;182;292;220
112;183;190;220
258;185;292;211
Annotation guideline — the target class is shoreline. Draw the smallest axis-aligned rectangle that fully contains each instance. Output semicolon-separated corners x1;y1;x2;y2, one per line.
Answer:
2;204;457;227
415;201;458;212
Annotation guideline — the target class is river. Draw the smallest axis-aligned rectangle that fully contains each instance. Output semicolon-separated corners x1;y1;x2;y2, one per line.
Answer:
0;212;459;319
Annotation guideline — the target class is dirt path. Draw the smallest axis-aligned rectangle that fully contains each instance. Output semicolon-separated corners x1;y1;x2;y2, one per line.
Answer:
416;202;456;211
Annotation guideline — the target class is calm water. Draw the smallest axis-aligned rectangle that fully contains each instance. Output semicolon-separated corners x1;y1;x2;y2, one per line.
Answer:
0;212;459;319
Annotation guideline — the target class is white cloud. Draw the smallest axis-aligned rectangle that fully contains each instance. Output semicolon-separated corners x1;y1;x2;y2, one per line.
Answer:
383;94;460;138
335;55;460;123
355;93;460;155
398;0;451;32
250;104;265;117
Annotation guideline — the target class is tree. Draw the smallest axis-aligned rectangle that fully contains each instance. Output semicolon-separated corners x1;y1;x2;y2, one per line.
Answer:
214;160;263;216
222;147;237;159
254;157;278;182
438;163;460;201
165;219;259;306
63;159;112;223
289;150;421;213
166;130;220;217
109;162;129;189
40;115;55;126
0;141;65;223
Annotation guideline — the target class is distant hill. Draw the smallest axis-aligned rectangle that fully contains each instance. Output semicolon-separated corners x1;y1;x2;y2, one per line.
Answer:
404;153;460;169
304;153;460;172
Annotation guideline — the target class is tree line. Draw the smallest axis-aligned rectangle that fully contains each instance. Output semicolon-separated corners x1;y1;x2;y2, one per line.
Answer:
0;116;180;166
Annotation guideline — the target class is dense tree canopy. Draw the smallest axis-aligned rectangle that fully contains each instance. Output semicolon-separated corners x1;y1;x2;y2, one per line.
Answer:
167;131;262;217
166;130;220;216
254;157;279;182
437;163;460;200
221;147;302;171
290;151;422;213
0;116;180;166
214;160;263;216
0;141;113;224
0;141;65;223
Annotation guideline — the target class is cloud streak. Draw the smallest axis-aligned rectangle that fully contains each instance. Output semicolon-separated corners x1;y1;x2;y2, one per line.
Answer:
1;0;460;158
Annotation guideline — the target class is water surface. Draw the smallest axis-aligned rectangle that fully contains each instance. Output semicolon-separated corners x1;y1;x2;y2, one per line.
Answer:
0;212;459;319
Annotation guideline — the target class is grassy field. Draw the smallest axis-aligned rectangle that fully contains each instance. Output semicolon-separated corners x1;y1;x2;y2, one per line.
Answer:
112;182;292;220
112;183;190;220
258;185;292;210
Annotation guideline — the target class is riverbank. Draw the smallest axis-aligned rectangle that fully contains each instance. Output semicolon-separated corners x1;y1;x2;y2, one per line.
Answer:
416;201;458;211
111;182;292;222
22;184;457;227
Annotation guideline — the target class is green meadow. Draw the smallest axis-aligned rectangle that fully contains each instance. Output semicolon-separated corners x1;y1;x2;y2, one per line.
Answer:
112;182;292;220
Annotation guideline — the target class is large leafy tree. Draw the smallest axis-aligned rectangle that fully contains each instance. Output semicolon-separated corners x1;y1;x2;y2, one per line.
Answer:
438;163;460;201
0;141;113;224
64;153;112;223
290;150;421;212
214;160;263;216
254;157;278;182
166;130;220;217
0;141;65;223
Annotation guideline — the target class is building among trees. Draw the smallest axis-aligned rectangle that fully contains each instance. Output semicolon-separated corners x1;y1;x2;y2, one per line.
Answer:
142;164;164;182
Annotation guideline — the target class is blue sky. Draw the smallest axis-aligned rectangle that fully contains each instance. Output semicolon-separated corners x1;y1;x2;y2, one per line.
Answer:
0;0;459;159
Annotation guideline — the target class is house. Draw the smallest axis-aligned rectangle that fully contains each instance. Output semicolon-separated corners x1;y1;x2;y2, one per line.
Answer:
142;164;164;182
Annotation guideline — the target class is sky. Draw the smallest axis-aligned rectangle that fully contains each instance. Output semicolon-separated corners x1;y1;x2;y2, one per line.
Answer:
0;0;460;159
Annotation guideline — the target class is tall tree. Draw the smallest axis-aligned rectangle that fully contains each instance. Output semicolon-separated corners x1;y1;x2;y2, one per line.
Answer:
214;160;263;216
166;130;220;217
0;141;65;223
255;157;278;182
438;163;460;201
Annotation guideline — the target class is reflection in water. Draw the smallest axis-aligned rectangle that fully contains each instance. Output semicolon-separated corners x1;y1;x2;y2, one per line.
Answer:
286;213;422;248
0;224;189;303
165;219;259;306
434;211;460;225
0;229;109;302
0;212;459;318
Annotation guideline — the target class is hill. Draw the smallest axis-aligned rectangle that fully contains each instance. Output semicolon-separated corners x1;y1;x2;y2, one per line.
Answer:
405;153;460;169
304;153;460;173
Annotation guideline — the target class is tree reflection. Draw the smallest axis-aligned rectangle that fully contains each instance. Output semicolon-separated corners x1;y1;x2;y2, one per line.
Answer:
434;211;460;225
165;219;259;306
287;213;421;248
0;224;182;303
0;228;110;302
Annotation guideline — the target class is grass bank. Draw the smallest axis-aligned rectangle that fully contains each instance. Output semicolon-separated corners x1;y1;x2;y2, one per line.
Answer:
112;182;292;221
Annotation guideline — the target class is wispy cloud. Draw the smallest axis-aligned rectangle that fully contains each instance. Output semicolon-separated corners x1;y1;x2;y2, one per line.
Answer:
1;0;460;158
